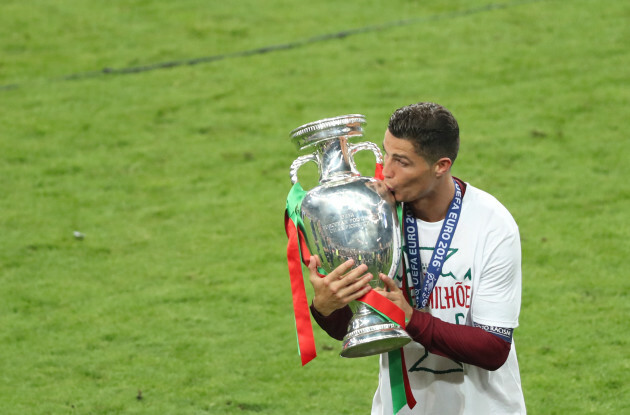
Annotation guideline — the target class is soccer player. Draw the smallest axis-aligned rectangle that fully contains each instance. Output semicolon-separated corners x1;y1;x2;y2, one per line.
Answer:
308;102;526;414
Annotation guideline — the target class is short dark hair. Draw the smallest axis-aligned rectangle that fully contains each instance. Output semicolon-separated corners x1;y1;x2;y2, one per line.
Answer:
387;102;459;165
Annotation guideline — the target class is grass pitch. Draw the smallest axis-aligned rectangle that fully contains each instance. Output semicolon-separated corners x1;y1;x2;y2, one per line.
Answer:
0;0;628;413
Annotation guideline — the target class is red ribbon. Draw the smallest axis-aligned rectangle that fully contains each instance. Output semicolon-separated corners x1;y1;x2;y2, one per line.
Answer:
357;290;405;327
400;348;416;409
285;212;317;366
374;162;384;180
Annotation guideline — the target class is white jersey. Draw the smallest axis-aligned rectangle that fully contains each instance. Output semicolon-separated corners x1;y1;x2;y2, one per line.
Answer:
372;183;526;415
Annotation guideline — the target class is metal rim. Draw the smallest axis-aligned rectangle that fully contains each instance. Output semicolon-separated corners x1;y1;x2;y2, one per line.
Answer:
290;114;366;149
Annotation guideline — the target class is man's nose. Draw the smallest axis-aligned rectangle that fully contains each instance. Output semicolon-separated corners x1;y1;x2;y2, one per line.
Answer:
382;160;392;178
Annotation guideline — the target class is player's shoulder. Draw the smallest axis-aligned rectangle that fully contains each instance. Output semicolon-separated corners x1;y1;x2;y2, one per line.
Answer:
462;182;518;231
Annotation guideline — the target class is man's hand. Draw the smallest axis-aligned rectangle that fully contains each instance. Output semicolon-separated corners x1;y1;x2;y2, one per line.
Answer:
374;273;414;323
307;255;373;316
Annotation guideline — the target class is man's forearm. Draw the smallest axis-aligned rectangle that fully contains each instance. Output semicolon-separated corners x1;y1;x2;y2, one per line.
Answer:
406;309;511;371
310;304;353;341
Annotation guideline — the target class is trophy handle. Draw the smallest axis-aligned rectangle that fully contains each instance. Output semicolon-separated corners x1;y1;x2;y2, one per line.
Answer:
348;142;384;174
290;153;318;184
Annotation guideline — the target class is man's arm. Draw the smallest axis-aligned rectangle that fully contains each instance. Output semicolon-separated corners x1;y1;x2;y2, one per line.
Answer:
310;303;352;341
406;310;511;371
376;274;512;371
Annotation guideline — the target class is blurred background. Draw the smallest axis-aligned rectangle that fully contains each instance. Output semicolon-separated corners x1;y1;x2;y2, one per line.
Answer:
0;0;628;413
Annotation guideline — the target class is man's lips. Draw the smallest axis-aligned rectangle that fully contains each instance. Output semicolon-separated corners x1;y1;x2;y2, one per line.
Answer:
384;183;400;200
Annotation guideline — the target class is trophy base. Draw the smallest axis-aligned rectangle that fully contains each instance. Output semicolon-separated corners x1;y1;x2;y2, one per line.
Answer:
340;302;412;358
341;323;411;358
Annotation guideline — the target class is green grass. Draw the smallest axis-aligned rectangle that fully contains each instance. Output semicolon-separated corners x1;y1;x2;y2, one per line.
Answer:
1;0;628;413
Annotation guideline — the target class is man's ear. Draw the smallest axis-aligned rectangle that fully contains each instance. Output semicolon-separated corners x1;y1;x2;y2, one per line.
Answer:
434;157;453;177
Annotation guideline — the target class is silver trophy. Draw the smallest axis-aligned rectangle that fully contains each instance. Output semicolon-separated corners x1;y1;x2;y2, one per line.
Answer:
289;114;411;358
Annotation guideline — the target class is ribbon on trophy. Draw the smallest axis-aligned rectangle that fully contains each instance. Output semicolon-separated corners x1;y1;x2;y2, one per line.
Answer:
284;181;317;366
284;164;406;365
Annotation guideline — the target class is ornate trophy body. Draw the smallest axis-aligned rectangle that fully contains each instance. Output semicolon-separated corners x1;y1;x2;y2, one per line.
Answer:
289;114;411;358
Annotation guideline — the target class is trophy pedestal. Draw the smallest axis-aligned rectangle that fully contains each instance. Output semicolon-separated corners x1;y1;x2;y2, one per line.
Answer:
340;303;411;358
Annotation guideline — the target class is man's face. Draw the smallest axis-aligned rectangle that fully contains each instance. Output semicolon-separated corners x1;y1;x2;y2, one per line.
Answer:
381;130;437;203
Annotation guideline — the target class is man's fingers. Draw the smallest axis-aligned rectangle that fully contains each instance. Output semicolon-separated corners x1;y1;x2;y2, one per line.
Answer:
308;255;316;269
350;283;373;301
307;256;319;273
340;262;369;280
350;273;373;291
310;258;371;294
336;273;372;301
328;259;355;279
379;273;399;292
308;256;326;281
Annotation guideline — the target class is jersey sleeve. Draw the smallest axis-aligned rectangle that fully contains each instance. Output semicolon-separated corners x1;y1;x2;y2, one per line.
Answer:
471;219;522;329
406;310;512;370
310;303;352;341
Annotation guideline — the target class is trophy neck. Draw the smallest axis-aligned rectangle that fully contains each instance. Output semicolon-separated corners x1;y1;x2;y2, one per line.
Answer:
316;137;359;183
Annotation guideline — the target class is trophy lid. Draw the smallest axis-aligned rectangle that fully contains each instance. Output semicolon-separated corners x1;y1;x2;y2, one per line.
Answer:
290;114;366;150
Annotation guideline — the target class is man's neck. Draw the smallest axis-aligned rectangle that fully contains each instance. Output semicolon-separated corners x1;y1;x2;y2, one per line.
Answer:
409;175;455;222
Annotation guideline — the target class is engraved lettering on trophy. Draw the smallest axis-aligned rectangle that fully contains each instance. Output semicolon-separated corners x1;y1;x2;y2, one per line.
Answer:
323;212;356;232
323;212;378;233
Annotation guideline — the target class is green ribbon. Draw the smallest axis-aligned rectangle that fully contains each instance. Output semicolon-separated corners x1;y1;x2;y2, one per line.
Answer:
388;350;407;413
286;182;307;229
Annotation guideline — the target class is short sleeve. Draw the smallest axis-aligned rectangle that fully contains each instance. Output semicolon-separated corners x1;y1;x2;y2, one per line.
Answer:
471;222;522;328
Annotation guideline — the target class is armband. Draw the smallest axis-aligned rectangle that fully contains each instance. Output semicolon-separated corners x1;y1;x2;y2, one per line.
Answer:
473;322;513;343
